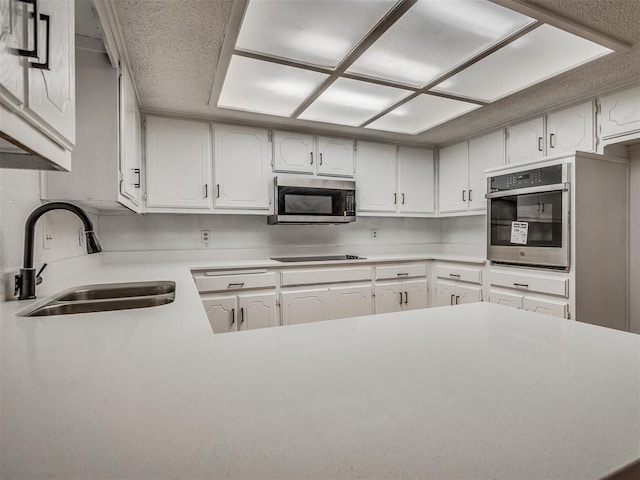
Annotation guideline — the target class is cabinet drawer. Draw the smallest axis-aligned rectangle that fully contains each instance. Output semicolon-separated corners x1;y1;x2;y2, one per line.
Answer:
489;288;524;309
195;272;277;292
281;267;372;287
490;269;568;297
435;264;482;284
374;263;426;280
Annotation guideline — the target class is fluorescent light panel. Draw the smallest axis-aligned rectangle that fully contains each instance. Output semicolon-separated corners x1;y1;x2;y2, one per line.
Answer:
218;55;328;117
432;24;614;102
366;94;481;134
235;0;397;68
299;78;411;127
348;0;535;87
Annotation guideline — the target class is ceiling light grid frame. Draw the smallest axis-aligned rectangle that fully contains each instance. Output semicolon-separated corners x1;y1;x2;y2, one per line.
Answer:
212;0;629;136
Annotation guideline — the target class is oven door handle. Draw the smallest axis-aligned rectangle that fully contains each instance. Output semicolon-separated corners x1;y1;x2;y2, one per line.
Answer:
485;183;569;199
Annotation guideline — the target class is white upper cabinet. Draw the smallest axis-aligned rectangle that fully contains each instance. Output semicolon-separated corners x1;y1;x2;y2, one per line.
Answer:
272;130;314;174
507;117;545;164
0;0;75;170
546;101;595;155
438;141;469;214
316;136;355;177
358;141;435;216
468;130;505;212
272;131;354;177
600;84;640;139
145;116;213;209
397;146;435;214
119;66;142;209
214;124;272;210
357;141;397;213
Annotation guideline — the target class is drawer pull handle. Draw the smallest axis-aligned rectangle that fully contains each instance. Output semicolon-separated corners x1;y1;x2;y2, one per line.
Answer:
319;152;323;165
448;273;461;278
13;0;39;59
455;295;460;305
30;12;51;70
230;308;235;326
513;283;529;288
404;292;408;304
240;307;245;325
538;137;543;152
450;294;455;305
399;292;403;305
133;168;141;188
397;273;409;277
227;282;245;288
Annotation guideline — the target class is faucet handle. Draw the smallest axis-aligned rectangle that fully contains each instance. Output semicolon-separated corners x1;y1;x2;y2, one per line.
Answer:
35;263;47;286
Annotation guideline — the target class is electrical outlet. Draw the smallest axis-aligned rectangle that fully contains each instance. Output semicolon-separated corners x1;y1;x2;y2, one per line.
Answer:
201;230;211;244
43;222;53;249
371;229;378;240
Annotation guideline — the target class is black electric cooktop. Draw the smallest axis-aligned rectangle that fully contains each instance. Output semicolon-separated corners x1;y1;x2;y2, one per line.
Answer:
271;255;366;263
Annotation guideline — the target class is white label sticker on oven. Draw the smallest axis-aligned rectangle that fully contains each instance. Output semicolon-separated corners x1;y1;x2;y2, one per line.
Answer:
511;221;529;245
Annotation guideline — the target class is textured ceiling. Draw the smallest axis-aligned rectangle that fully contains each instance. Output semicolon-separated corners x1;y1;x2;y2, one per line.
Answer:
113;0;640;146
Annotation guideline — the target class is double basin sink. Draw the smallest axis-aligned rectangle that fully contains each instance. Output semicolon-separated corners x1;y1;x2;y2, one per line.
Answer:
18;281;176;317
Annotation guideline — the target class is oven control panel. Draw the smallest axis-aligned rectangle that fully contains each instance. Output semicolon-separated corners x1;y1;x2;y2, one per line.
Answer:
489;164;564;192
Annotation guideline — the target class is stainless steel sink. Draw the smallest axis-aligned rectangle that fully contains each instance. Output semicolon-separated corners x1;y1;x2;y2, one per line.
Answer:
18;281;176;317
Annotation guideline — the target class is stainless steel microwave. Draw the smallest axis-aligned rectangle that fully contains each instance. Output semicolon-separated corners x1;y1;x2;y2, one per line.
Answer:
267;176;356;225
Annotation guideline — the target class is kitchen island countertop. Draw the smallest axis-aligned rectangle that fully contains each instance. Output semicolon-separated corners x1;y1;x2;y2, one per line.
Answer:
1;259;638;479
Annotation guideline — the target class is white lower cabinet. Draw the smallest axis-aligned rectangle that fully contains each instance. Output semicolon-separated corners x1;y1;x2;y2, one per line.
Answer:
489;288;569;319
202;292;277;334
328;284;373;320
375;279;428;314
281;288;330;326
434;280;482;306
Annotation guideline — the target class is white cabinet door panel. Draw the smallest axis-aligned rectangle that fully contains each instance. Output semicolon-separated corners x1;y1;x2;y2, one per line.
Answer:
281;289;329;325
507;117;545;164
489;289;523;309
546;101;594;155
468;130;504;212
328;284;372;320
374;282;403;314
523;297;568;319
438;141;468;214
214;124;271;210
403;279;428;310
397;146;435;214
203;295;237;334
25;0;75;144
600;85;640;138
317;136;354;177
238;292;277;331
434;280;456;307
119;67;142;207
455;284;482;305
357;141;397;212
272;131;314;174
146;117;212;209
0;0;26;105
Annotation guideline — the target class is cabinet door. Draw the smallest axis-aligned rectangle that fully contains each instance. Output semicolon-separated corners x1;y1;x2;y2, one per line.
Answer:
214;124;272;210
374;282;403;314
523;297;568;319
489;289;523;309
397;146;435;214
119;67;142;208
403;279;428;310
202;295;237;334
317;136;355;177
546;102;595;155
281;289;329;325
455;284;482;305
438;141;468;214
356;141;397;212
328;284;372;320
507;117;545;164
600;85;640;138
0;0;26;105
25;0;75;145
434;280;456;307
238;292;277;331
468;130;505;212
272;130;314;174
146;116;212;209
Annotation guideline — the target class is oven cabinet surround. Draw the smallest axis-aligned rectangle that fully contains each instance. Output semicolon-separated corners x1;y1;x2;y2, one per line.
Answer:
507;101;596;165
438;130;505;216
43;49;142;212
0;0;75;170
272;130;355;178
599;83;640;142
433;262;483;306
374;263;428;314
357;141;435;216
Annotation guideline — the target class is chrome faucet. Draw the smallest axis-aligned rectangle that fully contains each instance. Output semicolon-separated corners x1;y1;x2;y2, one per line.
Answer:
15;202;102;300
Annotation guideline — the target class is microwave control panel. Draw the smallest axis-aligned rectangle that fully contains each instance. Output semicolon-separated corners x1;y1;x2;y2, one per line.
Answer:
345;191;356;216
489;164;564;192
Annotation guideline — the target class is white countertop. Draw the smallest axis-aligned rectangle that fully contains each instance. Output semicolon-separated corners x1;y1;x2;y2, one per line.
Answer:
1;257;639;479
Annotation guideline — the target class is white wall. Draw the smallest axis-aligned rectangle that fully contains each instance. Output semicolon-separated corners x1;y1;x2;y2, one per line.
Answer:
439;215;486;247
629;145;640;334
0;170;99;299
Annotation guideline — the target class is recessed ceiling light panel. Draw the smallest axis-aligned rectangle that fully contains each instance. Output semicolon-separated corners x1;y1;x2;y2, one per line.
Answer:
299;78;411;127
218;55;328;117
431;24;613;102
235;0;397;67
366;94;481;134
347;0;535;87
